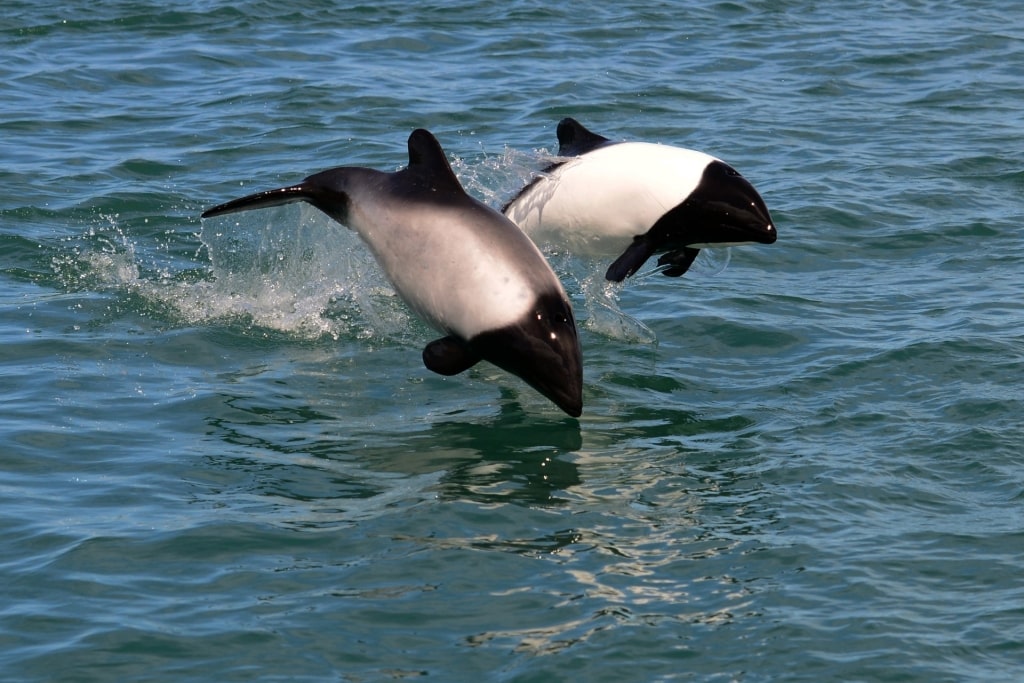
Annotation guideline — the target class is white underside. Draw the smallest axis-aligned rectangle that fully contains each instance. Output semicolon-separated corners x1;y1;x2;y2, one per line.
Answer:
349;194;559;339
505;142;720;256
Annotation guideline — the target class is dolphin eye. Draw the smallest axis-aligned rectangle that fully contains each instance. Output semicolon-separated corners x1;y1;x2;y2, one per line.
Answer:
535;309;570;325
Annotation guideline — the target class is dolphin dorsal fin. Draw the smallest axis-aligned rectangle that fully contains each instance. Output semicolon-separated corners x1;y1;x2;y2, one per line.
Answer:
406;128;464;195
556;118;613;156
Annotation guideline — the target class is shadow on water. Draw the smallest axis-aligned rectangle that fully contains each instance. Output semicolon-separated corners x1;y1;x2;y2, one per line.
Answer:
196;383;585;530
421;403;584;506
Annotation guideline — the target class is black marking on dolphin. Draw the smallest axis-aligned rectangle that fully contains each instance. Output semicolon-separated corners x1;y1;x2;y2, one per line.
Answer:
504;117;777;282
202;129;583;416
604;157;777;281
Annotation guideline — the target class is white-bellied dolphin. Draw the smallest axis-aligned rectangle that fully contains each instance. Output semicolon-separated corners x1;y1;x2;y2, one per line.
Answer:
503;118;776;282
201;129;583;417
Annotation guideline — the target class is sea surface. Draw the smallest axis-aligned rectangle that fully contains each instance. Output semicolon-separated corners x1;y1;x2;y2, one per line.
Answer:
2;2;1022;681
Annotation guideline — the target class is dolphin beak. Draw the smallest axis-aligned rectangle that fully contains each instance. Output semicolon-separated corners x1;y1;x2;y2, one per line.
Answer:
675;160;776;247
468;293;583;417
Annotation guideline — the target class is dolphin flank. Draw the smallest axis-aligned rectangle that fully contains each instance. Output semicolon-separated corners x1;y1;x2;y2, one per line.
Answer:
202;129;584;417
503;117;776;282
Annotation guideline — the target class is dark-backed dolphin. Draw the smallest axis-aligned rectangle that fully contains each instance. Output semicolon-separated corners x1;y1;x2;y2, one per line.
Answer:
503;117;776;282
201;129;583;416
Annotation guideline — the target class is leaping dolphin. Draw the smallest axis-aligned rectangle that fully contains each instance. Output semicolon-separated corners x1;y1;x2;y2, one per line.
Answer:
201;129;584;417
503;118;776;282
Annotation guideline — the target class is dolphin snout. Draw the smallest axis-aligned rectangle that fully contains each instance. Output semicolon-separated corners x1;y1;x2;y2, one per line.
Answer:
468;293;583;417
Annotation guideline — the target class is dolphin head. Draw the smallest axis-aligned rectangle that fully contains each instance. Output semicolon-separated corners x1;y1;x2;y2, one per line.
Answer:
467;292;583;417
661;160;776;248
603;158;777;281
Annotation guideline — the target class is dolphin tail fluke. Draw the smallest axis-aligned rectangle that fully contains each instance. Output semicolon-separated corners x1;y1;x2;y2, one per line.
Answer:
201;184;324;219
605;236;657;282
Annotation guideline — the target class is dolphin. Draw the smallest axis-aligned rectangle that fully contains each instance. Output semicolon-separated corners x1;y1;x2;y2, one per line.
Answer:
503;117;777;282
201;129;583;417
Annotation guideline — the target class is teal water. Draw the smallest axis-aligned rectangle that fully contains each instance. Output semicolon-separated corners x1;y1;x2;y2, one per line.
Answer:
2;2;1023;681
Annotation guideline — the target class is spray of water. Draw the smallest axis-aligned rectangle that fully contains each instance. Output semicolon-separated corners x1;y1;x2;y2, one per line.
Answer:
51;148;730;346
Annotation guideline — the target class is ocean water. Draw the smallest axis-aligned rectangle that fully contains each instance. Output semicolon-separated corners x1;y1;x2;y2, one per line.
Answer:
2;1;1022;681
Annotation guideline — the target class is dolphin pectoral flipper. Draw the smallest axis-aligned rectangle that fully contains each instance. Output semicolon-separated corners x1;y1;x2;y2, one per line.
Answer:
605;236;658;282
423;336;481;376
657;247;701;277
